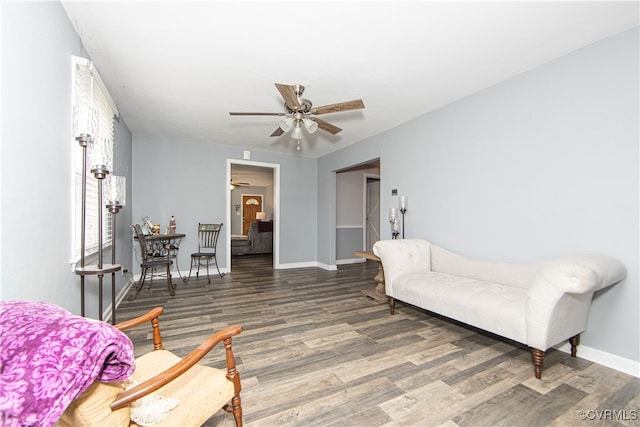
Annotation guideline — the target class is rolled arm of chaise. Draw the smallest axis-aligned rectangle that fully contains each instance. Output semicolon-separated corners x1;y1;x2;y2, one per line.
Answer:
525;256;626;351
373;239;431;297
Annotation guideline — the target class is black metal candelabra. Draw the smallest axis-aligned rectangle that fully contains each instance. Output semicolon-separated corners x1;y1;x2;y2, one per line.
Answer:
399;196;408;239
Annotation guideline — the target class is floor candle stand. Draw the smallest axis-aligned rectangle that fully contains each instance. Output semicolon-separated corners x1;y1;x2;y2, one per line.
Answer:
75;133;121;321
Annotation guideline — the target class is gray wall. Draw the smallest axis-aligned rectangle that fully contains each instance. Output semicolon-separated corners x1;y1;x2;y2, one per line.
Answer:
319;27;639;364
0;1;134;319
132;136;317;271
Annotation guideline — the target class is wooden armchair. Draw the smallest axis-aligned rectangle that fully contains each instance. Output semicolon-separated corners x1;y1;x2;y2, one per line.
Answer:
58;307;243;427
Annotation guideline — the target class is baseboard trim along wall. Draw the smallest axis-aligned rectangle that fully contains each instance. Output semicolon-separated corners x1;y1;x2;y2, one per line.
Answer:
278;261;338;271
555;342;639;378
336;258;367;266
102;276;136;323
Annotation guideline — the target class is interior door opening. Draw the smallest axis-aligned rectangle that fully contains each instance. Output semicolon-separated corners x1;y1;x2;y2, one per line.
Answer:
227;160;279;272
334;159;380;264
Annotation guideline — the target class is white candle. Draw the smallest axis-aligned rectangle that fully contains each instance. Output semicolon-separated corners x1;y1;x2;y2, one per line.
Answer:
399;196;407;211
389;207;398;221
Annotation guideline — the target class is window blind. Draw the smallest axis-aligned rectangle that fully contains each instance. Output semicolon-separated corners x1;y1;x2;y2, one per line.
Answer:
71;56;118;263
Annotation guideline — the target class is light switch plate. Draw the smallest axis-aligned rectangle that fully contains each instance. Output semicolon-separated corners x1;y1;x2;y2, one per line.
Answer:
243;150;251;160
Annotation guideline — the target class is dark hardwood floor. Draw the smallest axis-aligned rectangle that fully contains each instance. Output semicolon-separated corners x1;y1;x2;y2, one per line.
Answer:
117;255;639;426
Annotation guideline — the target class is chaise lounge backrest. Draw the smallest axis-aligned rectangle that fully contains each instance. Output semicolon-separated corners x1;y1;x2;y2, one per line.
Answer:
430;245;548;289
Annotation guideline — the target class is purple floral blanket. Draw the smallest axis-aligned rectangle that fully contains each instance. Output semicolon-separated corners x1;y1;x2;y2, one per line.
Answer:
0;301;135;427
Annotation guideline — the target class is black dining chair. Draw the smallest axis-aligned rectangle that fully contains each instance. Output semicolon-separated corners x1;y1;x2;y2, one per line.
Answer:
129;224;175;299
186;223;225;283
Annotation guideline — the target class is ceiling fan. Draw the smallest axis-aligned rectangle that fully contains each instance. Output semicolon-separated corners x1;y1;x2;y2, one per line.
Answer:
229;83;365;150
230;180;250;190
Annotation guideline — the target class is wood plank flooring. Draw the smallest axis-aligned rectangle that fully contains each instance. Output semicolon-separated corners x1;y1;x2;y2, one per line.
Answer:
117;254;639;426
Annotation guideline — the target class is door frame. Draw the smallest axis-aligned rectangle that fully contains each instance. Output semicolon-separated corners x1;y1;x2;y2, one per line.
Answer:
226;159;280;269
363;173;380;251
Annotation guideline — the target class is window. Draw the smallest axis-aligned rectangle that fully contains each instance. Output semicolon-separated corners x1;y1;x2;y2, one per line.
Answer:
71;56;119;263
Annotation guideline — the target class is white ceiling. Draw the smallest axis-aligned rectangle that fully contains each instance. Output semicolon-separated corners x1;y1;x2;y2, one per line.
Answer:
61;1;639;159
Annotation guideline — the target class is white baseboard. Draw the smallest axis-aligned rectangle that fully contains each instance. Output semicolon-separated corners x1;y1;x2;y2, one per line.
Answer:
317;262;338;271
555;342;639;378
101;276;135;323
276;261;337;271
336;258;367;266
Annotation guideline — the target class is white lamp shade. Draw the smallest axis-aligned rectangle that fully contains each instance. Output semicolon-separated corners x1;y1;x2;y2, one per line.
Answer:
291;122;304;140
279;117;295;132
303;118;318;133
256;212;267;220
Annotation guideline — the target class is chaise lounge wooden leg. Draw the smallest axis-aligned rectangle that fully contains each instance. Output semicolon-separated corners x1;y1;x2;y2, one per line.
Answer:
569;334;580;357
389;297;395;315
531;348;545;379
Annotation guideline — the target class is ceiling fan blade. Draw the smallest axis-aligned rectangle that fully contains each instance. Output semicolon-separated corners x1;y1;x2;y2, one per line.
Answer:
309;117;342;135
270;127;284;137
275;83;301;109
229;112;285;116
310;99;365;115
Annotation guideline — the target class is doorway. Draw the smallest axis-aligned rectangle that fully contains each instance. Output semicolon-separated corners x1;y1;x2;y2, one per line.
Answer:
335;159;380;263
227;159;280;271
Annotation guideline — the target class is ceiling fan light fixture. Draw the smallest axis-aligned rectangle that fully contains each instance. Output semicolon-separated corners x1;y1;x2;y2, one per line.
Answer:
303;118;318;134
279;117;294;132
291;122;304;140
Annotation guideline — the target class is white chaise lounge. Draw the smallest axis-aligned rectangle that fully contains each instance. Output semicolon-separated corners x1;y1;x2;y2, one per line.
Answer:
373;239;626;379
